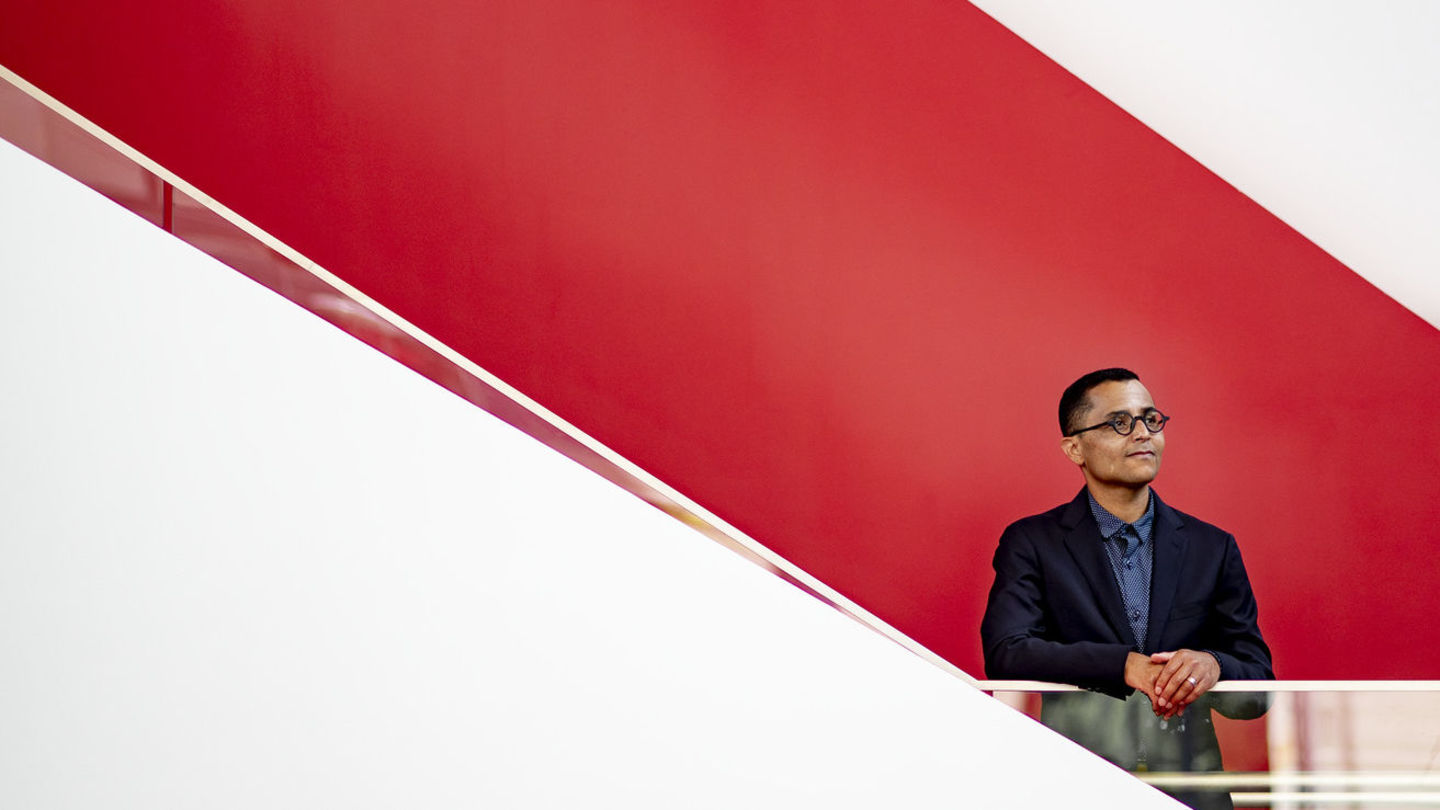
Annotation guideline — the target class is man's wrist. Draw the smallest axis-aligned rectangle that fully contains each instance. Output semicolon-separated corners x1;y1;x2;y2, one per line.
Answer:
1200;649;1223;680
1122;650;1148;690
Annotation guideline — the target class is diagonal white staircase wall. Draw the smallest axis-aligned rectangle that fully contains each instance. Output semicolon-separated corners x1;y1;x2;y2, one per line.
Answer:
0;138;1176;807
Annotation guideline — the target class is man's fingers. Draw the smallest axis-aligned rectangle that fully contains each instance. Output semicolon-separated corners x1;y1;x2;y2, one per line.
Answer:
1150;651;1175;664
1179;670;1211;706
1145;690;1166;716
1170;669;1199;708
1154;657;1187;700
1167;672;1190;699
1172;656;1219;714
1163;669;1198;718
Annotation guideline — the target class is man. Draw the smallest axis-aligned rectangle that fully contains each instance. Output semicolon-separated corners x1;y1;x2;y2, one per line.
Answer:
980;369;1272;808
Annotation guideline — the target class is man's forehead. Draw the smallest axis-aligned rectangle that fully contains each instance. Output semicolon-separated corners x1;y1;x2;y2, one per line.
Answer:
1084;379;1155;412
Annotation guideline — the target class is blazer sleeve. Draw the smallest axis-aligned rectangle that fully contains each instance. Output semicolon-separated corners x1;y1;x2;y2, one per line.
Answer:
1202;533;1274;682
980;522;1134;697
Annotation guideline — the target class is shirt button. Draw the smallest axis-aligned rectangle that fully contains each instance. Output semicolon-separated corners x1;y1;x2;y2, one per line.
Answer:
1125;561;1133;570
1131;610;1141;620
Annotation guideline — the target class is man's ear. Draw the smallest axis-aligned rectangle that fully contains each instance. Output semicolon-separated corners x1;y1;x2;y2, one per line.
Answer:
1060;435;1085;467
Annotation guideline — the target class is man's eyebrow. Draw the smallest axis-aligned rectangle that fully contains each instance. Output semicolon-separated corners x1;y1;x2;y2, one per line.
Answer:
1104;408;1156;417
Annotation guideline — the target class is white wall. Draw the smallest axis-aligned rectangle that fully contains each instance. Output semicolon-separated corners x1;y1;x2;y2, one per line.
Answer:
0;138;1174;807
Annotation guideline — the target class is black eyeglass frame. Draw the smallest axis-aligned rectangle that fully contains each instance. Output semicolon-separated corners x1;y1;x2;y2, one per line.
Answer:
1066;409;1170;437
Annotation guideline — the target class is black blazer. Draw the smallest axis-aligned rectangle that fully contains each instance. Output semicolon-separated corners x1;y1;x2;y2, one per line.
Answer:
981;488;1273;697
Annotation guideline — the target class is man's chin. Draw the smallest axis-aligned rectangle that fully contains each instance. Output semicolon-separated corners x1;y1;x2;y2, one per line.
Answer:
1126;459;1161;478
1118;471;1160;488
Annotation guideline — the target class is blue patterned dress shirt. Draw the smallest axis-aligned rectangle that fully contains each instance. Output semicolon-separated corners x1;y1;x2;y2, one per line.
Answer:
1088;491;1155;651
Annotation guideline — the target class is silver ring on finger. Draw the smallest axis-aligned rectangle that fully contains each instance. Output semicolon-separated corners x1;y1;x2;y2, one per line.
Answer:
1187;676;1198;686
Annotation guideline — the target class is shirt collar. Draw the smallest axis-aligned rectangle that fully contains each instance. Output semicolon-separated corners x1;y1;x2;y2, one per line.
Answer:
1087;490;1155;544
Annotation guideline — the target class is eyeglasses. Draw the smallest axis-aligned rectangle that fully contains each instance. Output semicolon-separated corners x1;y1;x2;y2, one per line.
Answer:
1067;409;1170;437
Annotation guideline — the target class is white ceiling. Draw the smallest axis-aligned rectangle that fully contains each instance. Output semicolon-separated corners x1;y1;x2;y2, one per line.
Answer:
970;1;1440;329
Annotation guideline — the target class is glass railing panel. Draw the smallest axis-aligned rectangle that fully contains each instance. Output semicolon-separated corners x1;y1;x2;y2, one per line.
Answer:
980;682;1440;810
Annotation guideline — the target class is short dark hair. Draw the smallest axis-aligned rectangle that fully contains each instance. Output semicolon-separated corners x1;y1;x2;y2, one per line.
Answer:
1059;368;1140;435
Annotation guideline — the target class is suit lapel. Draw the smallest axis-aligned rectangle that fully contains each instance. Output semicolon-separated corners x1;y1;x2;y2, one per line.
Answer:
1144;492;1188;653
1059;490;1133;646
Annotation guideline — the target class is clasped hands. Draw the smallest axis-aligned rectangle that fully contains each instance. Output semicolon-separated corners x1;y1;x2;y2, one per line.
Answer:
1124;649;1220;718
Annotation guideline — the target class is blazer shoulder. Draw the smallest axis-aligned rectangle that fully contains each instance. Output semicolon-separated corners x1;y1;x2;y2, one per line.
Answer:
999;500;1074;542
1159;500;1237;545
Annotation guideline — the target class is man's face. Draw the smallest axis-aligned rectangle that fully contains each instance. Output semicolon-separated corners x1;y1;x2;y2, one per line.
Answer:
1061;379;1165;489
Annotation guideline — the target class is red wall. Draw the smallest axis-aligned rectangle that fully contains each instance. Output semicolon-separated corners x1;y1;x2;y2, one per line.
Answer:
3;0;1438;678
